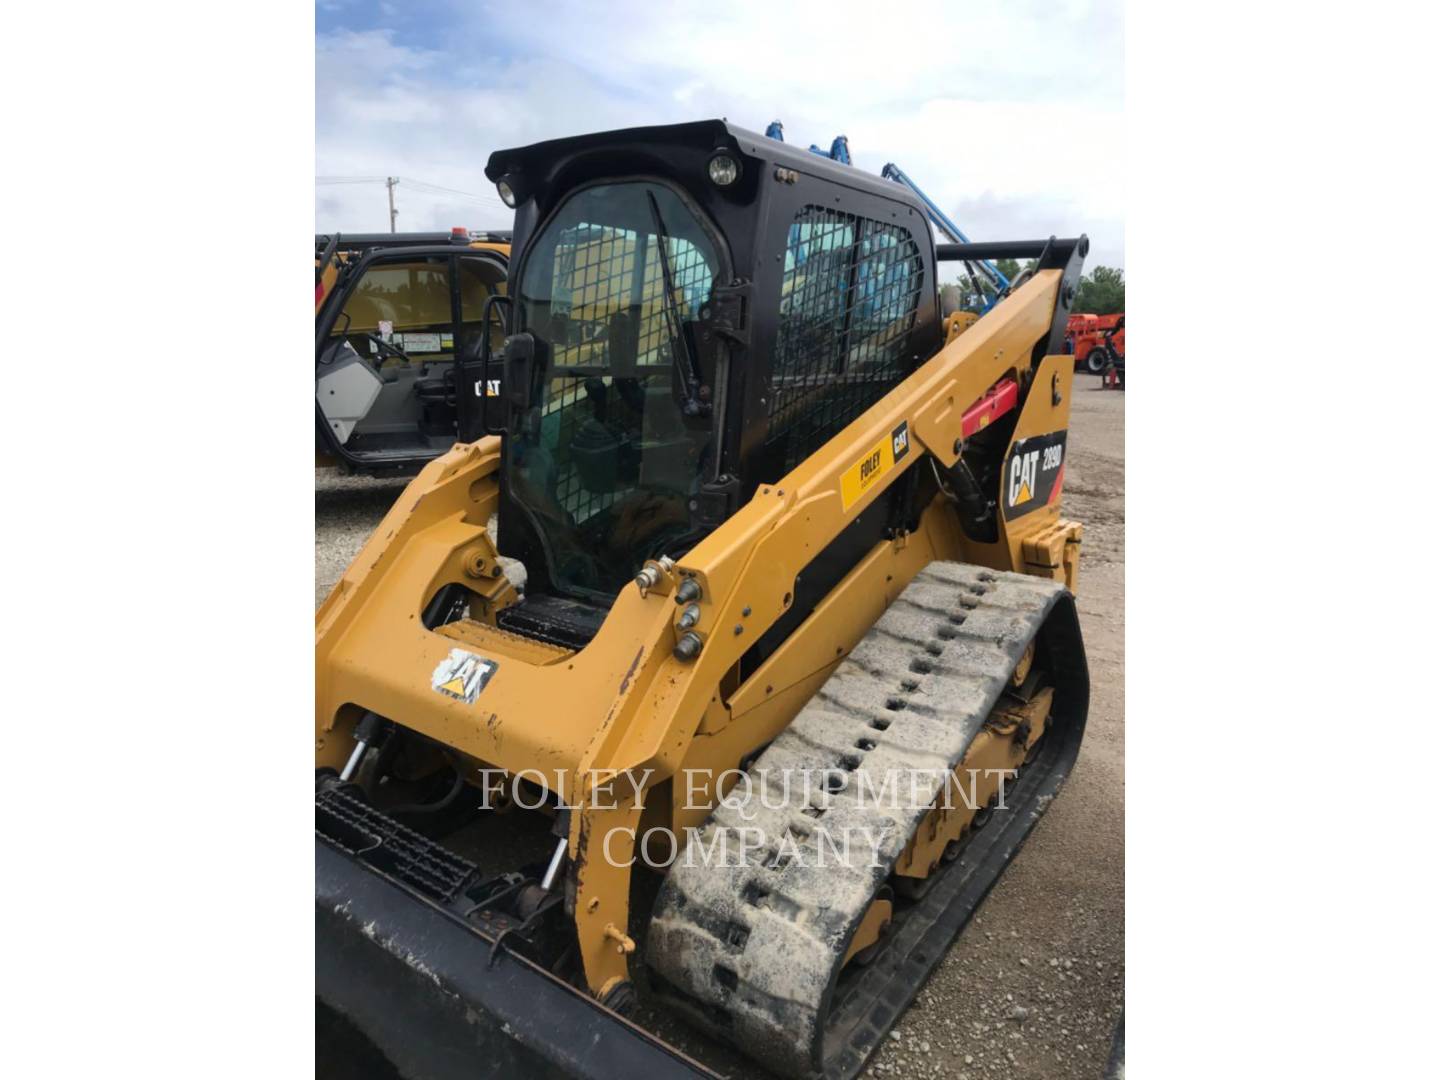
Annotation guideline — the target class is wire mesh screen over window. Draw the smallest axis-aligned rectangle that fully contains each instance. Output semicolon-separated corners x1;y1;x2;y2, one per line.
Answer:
549;225;712;366
766;207;924;475
542;225;712;524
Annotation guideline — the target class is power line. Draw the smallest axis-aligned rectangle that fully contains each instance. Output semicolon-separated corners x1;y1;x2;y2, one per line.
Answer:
397;176;507;207
315;174;510;232
314;174;504;207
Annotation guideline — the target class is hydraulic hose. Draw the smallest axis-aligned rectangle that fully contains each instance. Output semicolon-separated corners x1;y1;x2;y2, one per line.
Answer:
933;456;998;542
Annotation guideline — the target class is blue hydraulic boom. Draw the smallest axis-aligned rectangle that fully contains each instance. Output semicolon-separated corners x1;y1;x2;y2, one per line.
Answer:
764;119;1011;312
765;121;851;165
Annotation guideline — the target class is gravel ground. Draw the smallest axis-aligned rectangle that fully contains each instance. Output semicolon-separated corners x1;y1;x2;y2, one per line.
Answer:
315;373;1124;1078
315;469;412;609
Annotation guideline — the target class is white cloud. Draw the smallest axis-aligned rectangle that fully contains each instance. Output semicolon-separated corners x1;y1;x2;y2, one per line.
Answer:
316;1;1124;266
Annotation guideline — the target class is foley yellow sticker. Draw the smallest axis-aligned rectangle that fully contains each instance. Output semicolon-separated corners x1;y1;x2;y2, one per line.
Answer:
840;421;910;511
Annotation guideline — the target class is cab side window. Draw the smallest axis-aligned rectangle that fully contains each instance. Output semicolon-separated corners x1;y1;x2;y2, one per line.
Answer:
764;206;925;476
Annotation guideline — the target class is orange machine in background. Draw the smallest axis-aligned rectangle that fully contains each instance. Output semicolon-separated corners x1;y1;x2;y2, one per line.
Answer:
1066;312;1123;374
1101;316;1125;389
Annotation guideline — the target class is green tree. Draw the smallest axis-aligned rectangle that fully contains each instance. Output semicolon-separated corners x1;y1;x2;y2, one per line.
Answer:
1073;266;1124;314
950;260;1124;315
994;257;1030;282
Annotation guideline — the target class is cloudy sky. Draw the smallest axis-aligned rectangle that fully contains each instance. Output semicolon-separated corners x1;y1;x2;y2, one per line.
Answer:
316;0;1124;269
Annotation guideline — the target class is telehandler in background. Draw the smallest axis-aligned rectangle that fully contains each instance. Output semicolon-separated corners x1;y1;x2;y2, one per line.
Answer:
1065;311;1124;374
316;120;1090;1080
315;228;511;476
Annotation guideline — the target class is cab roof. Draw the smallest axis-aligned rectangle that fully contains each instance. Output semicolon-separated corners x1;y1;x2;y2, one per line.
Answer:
484;119;929;218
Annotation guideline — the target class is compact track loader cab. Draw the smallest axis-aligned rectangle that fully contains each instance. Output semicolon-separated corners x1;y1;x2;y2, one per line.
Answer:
316;120;1090;1080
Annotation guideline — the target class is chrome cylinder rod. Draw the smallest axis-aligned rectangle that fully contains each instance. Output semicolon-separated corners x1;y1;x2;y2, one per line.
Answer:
540;837;567;891
338;739;369;782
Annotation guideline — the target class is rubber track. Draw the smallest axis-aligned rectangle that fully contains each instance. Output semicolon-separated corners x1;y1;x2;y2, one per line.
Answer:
647;562;1087;1079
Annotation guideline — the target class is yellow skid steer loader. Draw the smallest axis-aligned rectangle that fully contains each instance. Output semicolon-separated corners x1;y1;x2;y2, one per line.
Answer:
316;120;1089;1080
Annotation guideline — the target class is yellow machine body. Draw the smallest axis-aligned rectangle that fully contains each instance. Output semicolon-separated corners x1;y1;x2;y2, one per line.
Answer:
316;268;1081;996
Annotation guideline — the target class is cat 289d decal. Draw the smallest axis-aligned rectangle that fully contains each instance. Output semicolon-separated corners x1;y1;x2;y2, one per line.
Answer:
1002;430;1067;520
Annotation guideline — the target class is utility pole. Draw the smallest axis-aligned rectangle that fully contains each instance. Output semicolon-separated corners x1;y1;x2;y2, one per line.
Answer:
386;176;399;233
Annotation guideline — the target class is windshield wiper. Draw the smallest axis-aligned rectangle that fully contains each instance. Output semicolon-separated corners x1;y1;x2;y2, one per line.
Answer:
645;191;709;417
